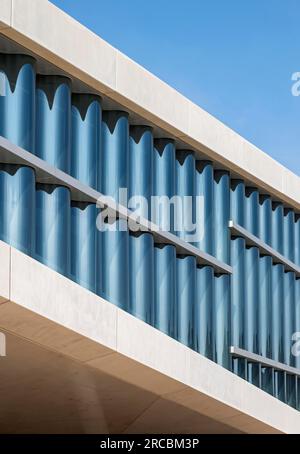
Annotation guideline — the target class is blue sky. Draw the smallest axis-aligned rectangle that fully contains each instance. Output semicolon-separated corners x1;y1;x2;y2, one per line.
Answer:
51;0;300;176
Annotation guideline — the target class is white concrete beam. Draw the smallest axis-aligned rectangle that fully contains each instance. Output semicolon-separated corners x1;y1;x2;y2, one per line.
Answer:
10;245;117;352
0;241;10;303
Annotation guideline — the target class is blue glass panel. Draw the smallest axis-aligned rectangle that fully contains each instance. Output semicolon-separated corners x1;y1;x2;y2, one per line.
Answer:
259;195;272;246
245;188;259;237
97;219;129;310
214;171;230;263
293;279;300;411
283;272;295;367
285;374;297;409
295;215;300;267
213;274;230;369
272;202;284;255
175;151;196;244
101;111;129;203
0;164;35;255
129;126;153;220
153;139;176;232
36;184;71;276
176;255;196;348
230;180;245;227
283;209;295;263
231;237;246;377
297;377;300;411
259;255;273;394
71;202;97;293
295;279;300;370
71;94;101;190
258;194;274;393
244;247;260;385
272;264;285;401
195;266;213;359
36;76;71;173
154;244;176;337
195;161;214;255
129;232;154;324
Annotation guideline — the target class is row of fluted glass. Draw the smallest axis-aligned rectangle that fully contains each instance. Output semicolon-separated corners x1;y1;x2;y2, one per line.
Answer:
1;54;299;266
0;163;230;368
231;180;300;266
0;53;232;369
1;53;300;411
0;54;230;263
231;181;300;409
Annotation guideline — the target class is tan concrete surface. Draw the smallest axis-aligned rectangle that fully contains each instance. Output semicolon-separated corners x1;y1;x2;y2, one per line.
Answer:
0;242;299;433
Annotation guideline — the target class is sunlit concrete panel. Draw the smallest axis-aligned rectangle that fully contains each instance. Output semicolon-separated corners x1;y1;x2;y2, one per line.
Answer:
0;0;11;30
0;240;10;303
10;0;116;93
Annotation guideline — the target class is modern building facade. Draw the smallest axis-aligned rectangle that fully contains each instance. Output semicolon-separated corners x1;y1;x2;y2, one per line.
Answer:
0;0;299;434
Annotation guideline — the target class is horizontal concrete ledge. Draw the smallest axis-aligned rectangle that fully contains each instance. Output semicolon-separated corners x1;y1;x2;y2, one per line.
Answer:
0;0;299;212
0;135;232;274
1;241;300;433
230;346;300;378
229;220;300;278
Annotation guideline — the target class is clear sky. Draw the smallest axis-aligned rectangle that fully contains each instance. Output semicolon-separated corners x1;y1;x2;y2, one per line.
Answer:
51;0;300;176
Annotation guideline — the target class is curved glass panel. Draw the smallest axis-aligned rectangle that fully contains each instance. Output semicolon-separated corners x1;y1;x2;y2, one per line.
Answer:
195;161;214;254
71;202;97;292
129;232;154;324
213;274;230;369
176;255;196;348
35;184;71;276
36;76;71;173
245;247;260;385
101;111;129;203
129;125;153;220
153;139;176;233
195;266;213;359
231;237;246;377
272;264;285;401
230;180;245;227
283;209;295;263
259;255;273;394
259;195;272;246
154;244;176;337
0;54;36;152
0;164;35;255
98;219;129;310
214;171;230;263
175;151;196;244
245;188;259;237
295;216;300;267
272;202;284;255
